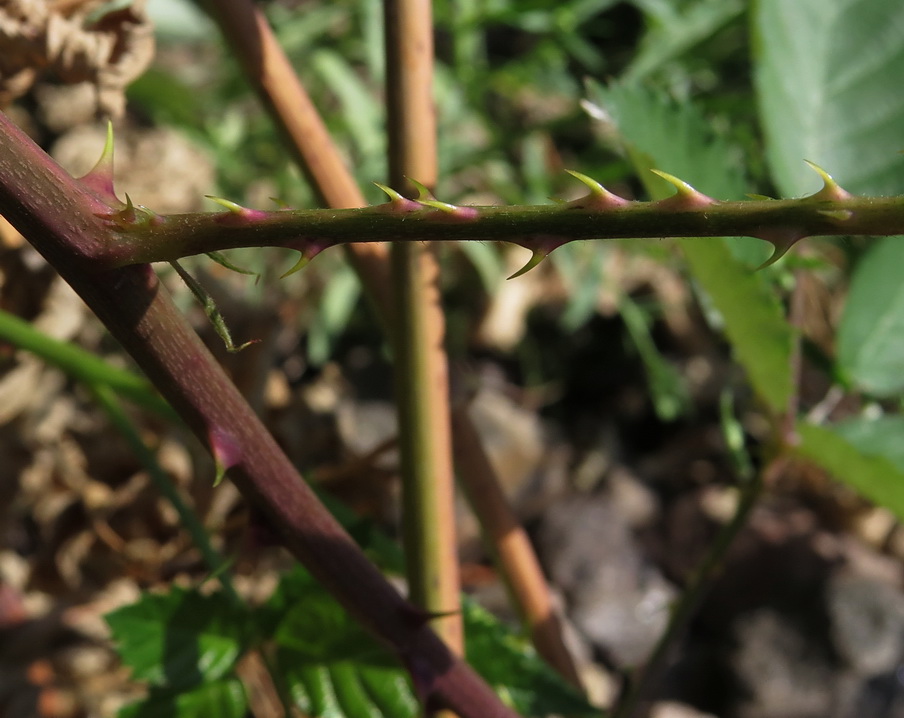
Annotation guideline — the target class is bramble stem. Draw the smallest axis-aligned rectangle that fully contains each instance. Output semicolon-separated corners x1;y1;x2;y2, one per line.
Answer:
86;193;904;269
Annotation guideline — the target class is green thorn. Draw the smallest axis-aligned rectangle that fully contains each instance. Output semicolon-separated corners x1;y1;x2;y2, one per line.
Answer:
803;160;849;199
373;182;407;202
205;195;246;214
280;252;310;279
213;463;227;487
507;250;546;280
408;177;434;202
565;169;606;195
649;169;702;198
746;193;774;201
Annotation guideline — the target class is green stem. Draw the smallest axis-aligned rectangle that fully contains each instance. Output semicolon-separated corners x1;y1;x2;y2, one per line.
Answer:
87;193;904;268
385;0;463;656
0;308;176;419
612;464;770;718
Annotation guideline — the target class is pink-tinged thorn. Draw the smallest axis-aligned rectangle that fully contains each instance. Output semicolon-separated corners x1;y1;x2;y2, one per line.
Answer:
280;241;329;278
408;177;436;203
78;121;121;206
373;182;423;213
650;169;716;208
508;250;547;280
752;228;808;269
565;169;630;209
280;251;310;279
208;426;243;486
205;196;270;222
803;160;851;201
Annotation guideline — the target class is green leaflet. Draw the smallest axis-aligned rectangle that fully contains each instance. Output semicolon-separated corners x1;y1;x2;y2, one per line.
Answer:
754;0;904;197
837;237;904;396
796;421;904;520
117;679;248;718
105;588;251;691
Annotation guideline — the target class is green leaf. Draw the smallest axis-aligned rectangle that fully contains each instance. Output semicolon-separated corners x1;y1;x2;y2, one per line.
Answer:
836;236;904;396
832;415;904;472
587;82;794;412
681;238;792;412
105;589;250;690
464;599;596;717
796;421;904;519
267;569;593;717
118;678;247;718
625;0;745;82
754;0;904;197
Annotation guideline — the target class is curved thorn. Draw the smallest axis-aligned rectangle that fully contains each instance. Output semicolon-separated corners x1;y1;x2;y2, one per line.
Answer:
803;160;851;200
650;169;699;197
78;121;120;203
373;182;407;202
407;177;434;202
205;195;247;214
280;251;310;279
746;193;774;201
565;169;606;194
507;250;546;280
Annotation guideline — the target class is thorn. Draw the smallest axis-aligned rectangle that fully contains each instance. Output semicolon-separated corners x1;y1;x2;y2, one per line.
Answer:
208;427;242;486
269;196;291;209
565;169;629;209
280;251;310;278
650;169;716;208
752;228;807;269
803;160;851;201
408;177;435;203
373;182;422;212
746;193;774;201
78;121;121;205
507;250;547;279
206;196;269;221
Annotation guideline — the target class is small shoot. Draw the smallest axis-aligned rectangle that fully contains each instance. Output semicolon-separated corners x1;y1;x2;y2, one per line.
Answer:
170;261;257;354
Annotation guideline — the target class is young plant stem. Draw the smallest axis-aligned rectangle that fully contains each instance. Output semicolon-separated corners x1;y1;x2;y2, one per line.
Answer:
85;193;904;268
384;0;463;659
0;112;520;718
612;461;770;718
206;0;395;319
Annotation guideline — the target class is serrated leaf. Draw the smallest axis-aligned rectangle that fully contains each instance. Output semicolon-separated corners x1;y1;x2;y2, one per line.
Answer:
117;678;247;718
796;421;904;519
105;589;250;690
267;569;593;717
587;82;793;412
754;0;904;197
836;237;904;396
464;599;596;717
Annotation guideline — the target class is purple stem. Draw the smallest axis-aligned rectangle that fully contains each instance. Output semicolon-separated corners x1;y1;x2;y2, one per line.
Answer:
0;112;521;718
